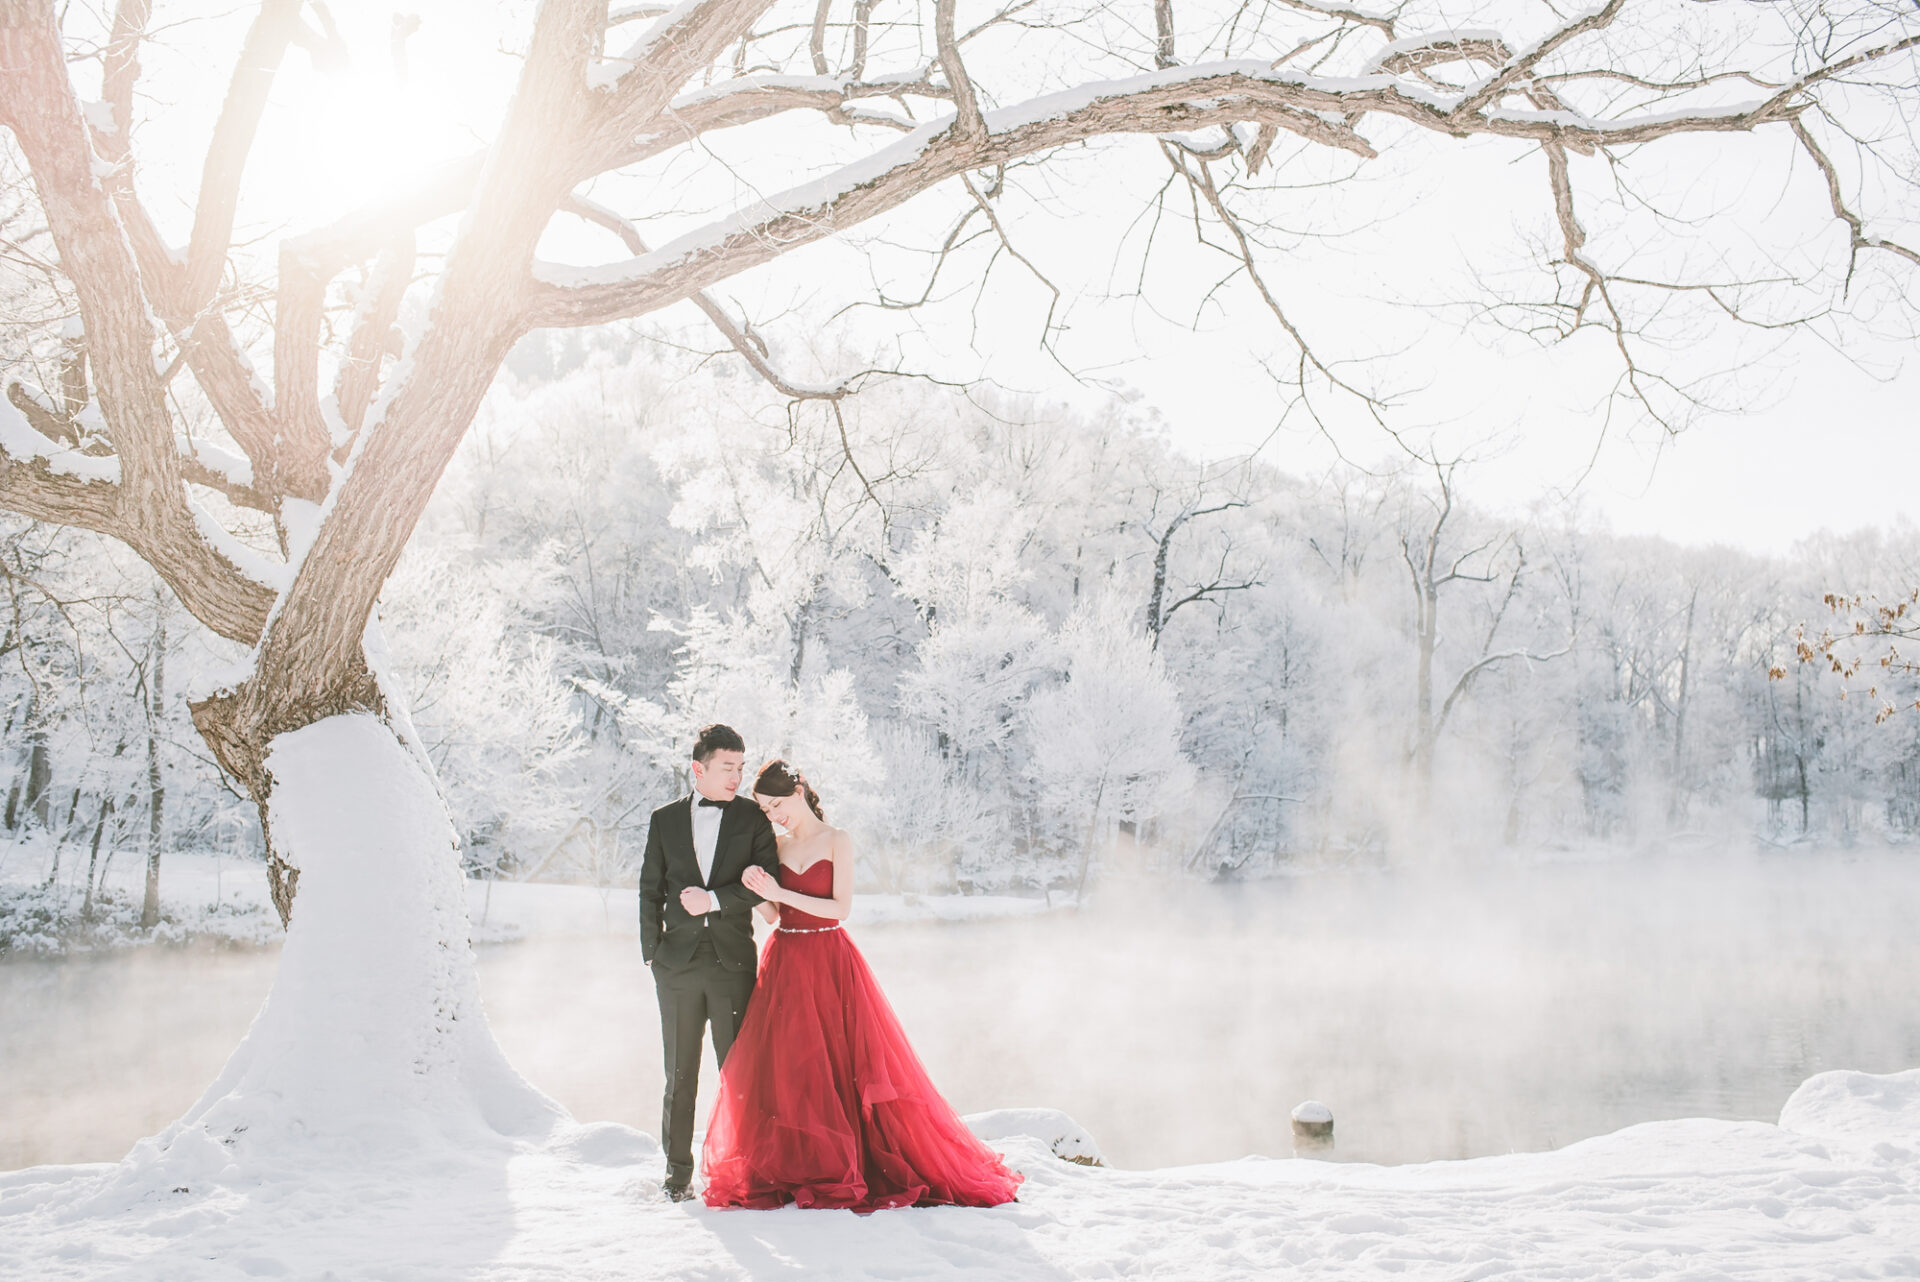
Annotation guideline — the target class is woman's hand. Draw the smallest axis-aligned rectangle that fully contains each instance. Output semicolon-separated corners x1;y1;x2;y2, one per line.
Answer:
742;864;781;901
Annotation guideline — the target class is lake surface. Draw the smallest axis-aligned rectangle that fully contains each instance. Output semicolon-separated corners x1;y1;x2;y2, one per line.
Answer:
6;850;1920;1171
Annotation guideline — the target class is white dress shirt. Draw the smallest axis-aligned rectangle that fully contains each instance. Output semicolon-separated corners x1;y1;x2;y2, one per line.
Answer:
690;794;724;918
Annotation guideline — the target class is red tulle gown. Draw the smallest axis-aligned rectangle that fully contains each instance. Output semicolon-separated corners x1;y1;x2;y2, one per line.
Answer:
700;859;1023;1210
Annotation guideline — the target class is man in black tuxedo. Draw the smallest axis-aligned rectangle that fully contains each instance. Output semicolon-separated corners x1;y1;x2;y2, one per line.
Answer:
639;722;778;1200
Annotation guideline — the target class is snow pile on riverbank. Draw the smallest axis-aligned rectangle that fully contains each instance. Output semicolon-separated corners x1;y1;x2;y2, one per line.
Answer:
1;1066;1915;1279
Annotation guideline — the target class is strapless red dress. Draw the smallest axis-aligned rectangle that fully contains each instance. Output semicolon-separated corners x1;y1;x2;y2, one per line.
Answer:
700;859;1023;1210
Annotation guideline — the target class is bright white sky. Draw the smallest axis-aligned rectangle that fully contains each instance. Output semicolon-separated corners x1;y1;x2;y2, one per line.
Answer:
109;1;1919;557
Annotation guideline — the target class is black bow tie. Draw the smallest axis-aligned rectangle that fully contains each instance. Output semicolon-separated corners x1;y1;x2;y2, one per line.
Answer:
697;797;728;809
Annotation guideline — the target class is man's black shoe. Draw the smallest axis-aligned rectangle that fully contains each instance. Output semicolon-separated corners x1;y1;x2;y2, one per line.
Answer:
663;1181;696;1203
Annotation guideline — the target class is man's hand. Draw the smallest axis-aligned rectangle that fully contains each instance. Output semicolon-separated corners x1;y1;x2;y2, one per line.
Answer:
679;886;716;915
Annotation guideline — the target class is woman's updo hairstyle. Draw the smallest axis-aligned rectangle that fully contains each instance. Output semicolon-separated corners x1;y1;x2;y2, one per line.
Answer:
754;758;825;821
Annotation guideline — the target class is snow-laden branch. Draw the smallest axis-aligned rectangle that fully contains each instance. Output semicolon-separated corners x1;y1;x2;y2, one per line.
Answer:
587;0;783;154
175;432;273;513
522;53;1840;330
1450;0;1624;120
561;194;853;400
0;397;275;641
285;72;948;287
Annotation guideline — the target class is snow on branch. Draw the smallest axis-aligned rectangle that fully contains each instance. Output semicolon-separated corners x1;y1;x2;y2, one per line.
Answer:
175;432;274;513
608;2;675;25
588;0;780;141
522;53;1836;331
287;73;947;288
560;194;854;401
1;397;275;638
1449;0;1624;120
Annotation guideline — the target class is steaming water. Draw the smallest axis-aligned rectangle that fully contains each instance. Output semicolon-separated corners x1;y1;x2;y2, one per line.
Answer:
6;850;1920;1171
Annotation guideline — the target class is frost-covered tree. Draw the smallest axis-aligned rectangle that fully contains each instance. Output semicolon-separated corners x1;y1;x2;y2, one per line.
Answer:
1025;594;1190;895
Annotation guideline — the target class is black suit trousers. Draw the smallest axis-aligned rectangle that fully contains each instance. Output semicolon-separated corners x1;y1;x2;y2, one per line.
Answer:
654;933;757;1185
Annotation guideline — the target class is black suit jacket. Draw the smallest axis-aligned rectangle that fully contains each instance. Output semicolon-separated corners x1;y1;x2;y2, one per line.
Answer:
639;793;778;972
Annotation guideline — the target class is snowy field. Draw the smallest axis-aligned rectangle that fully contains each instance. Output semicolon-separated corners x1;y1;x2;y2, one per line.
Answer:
1;1069;1917;1280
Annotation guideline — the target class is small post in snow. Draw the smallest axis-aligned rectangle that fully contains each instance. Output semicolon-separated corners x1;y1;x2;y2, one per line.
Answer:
1291;1100;1334;1157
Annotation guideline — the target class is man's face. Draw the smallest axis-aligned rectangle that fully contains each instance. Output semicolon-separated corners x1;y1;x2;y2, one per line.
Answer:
692;749;746;801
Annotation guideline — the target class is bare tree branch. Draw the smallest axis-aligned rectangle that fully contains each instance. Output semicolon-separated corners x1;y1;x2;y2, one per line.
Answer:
809;0;833;76
1451;0;1625;121
935;0;986;141
183;1;304;313
272;244;335;503
0;1;271;642
562;194;851;401
1790;114;1920;287
97;0;151;167
331;234;416;447
103;194;283;487
1272;0;1395;38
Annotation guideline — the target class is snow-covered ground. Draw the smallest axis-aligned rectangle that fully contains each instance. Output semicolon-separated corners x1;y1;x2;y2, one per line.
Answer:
0;838;280;954
1;1068;1916;1279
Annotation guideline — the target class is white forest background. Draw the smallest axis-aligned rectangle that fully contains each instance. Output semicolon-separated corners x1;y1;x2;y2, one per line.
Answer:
5;323;1916;931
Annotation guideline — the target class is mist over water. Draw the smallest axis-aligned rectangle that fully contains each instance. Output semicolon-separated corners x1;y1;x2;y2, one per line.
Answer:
6;849;1919;1171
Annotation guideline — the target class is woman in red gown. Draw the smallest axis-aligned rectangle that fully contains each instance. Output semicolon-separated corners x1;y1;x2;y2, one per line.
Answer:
700;760;1023;1211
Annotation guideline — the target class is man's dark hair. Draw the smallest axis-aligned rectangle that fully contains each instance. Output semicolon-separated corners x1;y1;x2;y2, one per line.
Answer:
691;723;746;764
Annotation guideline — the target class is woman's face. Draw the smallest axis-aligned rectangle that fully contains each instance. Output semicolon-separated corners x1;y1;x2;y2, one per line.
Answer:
755;790;804;829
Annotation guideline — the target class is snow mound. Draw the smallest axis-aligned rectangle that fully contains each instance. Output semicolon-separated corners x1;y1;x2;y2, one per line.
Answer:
71;714;564;1209
550;1121;661;1167
1780;1068;1920;1146
965;1108;1105;1166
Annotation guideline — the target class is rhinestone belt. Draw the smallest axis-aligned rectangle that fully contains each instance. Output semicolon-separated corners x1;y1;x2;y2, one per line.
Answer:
776;923;842;934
